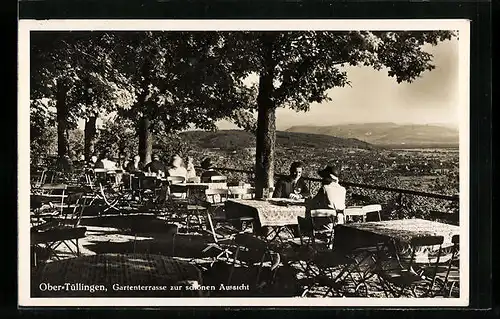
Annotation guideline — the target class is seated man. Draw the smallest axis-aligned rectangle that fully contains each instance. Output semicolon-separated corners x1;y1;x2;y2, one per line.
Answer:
125;155;143;173
200;158;221;183
273;161;310;199
144;154;166;175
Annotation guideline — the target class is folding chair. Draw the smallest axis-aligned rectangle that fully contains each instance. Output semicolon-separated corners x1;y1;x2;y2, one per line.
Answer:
294;216;374;297
168;184;207;231
227;187;256;231
227;233;281;293
432;235;460;297
375;236;444;297
31;191;90;267
31;169;48;189
202;188;237;264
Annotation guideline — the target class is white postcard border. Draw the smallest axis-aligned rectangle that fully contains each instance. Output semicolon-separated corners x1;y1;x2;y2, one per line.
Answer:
18;19;471;307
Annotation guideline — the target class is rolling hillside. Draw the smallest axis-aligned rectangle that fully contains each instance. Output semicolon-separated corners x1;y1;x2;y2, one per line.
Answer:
285;123;459;147
179;129;375;150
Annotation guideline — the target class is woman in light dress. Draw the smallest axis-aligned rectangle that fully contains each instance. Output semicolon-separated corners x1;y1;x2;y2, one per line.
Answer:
167;154;188;180
185;156;197;180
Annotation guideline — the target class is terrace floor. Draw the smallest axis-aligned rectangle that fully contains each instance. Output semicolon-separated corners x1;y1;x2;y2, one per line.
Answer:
31;214;452;298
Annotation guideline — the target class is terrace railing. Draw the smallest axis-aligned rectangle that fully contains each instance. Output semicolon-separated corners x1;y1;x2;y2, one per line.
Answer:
212;167;460;225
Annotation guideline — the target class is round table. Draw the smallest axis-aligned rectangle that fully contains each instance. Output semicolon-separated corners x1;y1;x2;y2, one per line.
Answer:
32;253;204;297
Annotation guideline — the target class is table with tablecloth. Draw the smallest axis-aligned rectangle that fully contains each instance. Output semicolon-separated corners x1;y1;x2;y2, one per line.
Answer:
225;198;307;227
334;218;460;263
32;253;204;297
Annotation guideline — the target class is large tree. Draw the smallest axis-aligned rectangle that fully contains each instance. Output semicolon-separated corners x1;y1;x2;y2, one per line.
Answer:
219;31;456;197
106;31;253;165
30;32;132;161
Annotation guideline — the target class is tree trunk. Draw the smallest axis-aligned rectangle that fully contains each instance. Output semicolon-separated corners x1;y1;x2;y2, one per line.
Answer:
84;115;97;161
254;34;277;198
138;116;152;165
56;79;69;160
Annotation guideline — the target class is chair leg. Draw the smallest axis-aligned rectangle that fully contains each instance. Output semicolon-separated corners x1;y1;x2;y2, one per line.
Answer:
133;234;137;253
255;254;267;289
227;248;240;286
171;234;176;256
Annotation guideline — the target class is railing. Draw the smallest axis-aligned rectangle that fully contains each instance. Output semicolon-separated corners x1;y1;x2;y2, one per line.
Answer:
212;167;460;225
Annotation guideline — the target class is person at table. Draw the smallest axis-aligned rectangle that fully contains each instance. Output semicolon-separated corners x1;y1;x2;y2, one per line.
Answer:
200;157;221;183
55;155;74;173
125;155;143;174
167;154;188;180
144;154;166;175
273;161;310;200
185;156;197;180
307;164;346;225
87;153;98;168
93;151;115;170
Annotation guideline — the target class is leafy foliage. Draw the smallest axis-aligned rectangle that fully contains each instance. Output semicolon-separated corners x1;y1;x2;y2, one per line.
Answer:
94;117;137;160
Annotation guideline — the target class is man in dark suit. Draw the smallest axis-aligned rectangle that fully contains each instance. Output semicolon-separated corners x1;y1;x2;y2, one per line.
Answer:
200;158;222;183
144;154;166;174
273;161;310;199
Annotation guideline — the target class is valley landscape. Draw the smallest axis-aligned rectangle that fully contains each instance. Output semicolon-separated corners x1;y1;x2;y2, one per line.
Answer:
181;122;460;197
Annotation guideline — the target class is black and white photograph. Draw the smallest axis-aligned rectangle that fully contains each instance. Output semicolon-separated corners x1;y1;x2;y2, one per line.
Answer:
18;20;470;307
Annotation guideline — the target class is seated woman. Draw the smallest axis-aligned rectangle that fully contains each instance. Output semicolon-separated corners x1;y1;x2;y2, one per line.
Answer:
307;164;347;226
199;158;221;183
167;154;188;180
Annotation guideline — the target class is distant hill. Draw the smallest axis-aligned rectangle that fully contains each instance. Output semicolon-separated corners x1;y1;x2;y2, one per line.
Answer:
285;123;459;147
179;129;375;150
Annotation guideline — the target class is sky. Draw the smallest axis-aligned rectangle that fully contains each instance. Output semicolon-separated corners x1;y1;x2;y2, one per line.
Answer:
80;36;460;131
216;37;460;131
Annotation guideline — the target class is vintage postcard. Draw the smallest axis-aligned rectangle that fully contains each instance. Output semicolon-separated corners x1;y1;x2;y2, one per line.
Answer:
19;19;470;307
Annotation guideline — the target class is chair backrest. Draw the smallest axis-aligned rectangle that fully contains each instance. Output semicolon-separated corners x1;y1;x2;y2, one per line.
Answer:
230;233;281;288
229;187;255;199
205;188;229;204
210;175;227;183
168;184;188;200
399;235;445;275
410;236;444;247
167;176;186;184
62;190;91;227
140;175;158;190
235;233;269;252
362;204;382;213
297;216;317;248
187;176;201;183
